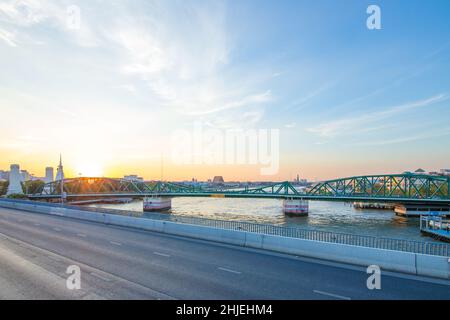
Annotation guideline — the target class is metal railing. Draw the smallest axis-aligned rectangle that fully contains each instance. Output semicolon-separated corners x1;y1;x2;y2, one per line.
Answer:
1;198;449;257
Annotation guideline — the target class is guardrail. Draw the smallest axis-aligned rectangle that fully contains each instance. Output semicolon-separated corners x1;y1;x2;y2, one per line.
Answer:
1;198;449;257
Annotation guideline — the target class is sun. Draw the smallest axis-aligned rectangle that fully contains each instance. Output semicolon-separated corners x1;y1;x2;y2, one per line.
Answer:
76;163;104;177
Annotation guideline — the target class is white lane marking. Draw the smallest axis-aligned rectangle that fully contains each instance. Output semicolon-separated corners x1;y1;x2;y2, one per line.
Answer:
109;241;122;246
313;290;351;300
218;267;242;275
77;233;87;238
34;223;41;226
153;252;170;257
90;272;112;282
0;230;176;299
47;255;61;262
53;227;61;232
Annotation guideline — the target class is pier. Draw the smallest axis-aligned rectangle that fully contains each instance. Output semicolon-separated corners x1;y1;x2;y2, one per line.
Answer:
420;215;450;242
395;204;450;217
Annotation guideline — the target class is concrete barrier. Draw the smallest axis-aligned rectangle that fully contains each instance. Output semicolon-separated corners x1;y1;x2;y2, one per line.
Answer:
244;232;265;249
261;234;417;274
416;254;450;279
0;200;449;279
162;222;246;245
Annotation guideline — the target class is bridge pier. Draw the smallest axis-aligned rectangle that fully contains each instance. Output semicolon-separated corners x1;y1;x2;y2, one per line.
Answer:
143;197;172;212
283;199;309;216
394;204;450;217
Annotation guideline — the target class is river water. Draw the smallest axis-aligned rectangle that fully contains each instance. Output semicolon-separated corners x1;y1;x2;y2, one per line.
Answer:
89;198;435;242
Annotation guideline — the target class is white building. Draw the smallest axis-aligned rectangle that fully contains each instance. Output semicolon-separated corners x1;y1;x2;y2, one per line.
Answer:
45;167;54;183
7;164;23;195
440;169;450;176
124;175;144;182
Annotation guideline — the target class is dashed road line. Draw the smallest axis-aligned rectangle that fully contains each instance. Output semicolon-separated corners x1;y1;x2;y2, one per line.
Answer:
90;272;112;282
218;267;242;275
47;255;62;262
109;241;122;246
153;252;170;257
77;233;87;238
313;290;351;300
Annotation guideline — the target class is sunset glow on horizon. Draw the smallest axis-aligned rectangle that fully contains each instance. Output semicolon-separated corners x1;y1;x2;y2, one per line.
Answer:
1;0;449;182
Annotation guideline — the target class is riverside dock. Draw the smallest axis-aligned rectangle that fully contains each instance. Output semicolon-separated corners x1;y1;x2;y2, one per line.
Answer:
420;215;450;242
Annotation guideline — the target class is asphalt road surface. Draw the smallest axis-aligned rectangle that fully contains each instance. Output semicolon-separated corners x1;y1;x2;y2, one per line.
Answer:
0;207;449;300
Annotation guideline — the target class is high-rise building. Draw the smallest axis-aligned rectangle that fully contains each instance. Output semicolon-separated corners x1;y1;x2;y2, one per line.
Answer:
55;155;65;181
45;167;54;183
7;164;23;195
20;170;31;181
0;170;9;180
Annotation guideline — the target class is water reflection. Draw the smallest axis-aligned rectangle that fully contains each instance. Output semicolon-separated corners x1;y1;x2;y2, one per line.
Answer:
89;197;435;241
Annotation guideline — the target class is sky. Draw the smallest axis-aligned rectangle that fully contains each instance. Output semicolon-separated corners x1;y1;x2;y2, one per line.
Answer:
0;0;449;182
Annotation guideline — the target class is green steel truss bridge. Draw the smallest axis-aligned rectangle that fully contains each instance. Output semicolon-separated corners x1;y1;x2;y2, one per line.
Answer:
28;173;450;205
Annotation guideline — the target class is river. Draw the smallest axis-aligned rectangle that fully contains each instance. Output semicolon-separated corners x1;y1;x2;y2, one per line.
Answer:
88;198;437;242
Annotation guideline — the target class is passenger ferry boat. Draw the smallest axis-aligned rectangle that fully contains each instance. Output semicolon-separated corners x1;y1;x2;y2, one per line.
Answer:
143;196;172;212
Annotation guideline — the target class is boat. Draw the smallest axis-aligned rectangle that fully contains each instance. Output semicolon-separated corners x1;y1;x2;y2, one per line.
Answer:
143;196;172;212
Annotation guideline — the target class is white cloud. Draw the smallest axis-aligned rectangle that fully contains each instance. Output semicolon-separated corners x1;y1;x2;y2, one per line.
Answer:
0;0;99;47
0;1;272;131
182;90;272;116
116;84;137;93
307;94;448;137
0;0;53;27
106;1;270;120
284;122;296;128
117;27;172;75
0;27;16;46
285;82;334;111
352;127;450;146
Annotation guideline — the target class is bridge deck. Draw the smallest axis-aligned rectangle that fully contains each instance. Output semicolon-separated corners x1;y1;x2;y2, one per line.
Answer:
29;174;450;205
28;192;450;205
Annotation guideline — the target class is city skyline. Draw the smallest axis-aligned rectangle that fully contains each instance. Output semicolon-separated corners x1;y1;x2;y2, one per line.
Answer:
0;159;448;183
1;0;450;181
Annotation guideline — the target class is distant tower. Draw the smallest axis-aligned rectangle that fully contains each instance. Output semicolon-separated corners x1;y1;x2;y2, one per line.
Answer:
7;164;23;195
55;155;65;181
20;170;30;181
45;167;54;183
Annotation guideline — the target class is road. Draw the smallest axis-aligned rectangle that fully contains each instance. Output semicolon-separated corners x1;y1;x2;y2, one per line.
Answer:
0;207;449;300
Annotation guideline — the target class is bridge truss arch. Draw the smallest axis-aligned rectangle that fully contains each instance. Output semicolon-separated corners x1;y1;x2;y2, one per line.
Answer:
307;173;450;201
30;174;450;203
36;177;153;196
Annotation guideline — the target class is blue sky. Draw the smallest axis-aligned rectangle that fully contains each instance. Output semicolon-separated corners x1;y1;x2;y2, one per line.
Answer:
0;0;449;180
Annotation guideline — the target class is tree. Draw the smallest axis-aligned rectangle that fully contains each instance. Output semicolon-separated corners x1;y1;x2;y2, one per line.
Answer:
22;180;45;194
0;181;9;196
6;193;28;199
